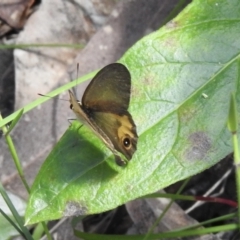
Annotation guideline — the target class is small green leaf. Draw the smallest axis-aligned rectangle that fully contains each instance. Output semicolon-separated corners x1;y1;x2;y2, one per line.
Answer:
26;0;240;224
4;109;24;136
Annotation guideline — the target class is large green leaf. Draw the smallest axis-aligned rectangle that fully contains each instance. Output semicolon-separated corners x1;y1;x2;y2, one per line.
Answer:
25;0;240;224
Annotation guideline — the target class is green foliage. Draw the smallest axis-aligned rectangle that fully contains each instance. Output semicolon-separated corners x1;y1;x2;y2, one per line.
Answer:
26;0;240;224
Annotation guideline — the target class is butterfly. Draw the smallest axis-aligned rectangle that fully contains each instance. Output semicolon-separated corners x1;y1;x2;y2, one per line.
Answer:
69;63;138;165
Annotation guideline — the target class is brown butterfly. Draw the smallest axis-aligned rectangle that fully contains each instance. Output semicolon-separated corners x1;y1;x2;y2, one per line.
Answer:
69;63;138;165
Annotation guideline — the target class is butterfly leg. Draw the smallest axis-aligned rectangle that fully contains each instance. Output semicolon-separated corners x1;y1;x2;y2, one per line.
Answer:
76;124;83;132
68;118;83;132
67;118;76;125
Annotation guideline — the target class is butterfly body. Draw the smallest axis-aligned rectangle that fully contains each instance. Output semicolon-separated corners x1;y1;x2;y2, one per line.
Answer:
69;63;138;165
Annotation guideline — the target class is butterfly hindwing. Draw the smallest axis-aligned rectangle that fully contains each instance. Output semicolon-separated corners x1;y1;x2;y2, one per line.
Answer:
92;111;138;160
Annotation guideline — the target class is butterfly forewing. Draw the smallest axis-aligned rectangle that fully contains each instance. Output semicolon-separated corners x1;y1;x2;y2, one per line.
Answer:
82;63;131;113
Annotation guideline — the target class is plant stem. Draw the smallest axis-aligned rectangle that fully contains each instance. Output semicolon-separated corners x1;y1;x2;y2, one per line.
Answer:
0;113;30;192
227;92;240;224
0;182;33;239
0;113;53;240
143;177;191;240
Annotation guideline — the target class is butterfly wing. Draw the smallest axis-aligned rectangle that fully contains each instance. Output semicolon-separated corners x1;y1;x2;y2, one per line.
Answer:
91;112;138;160
82;63;138;162
82;63;131;114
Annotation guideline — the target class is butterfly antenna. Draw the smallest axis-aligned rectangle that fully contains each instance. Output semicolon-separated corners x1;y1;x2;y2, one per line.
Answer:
71;63;79;96
77;63;79;79
76;63;80;97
